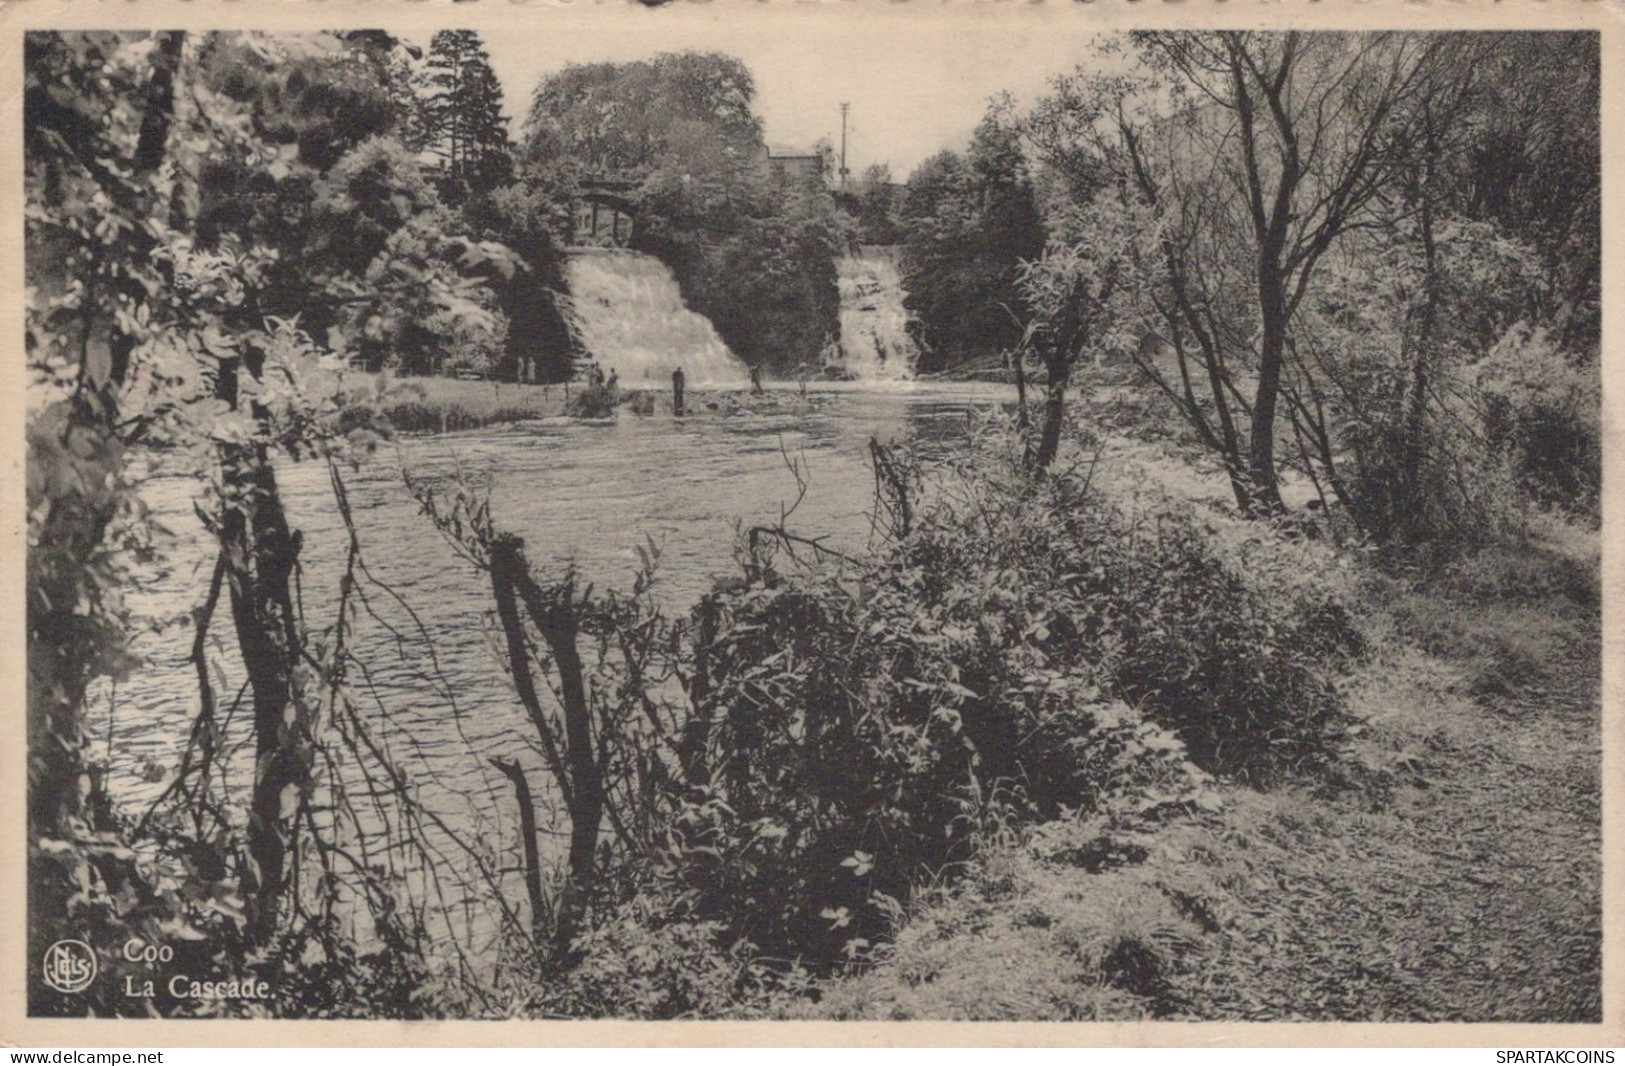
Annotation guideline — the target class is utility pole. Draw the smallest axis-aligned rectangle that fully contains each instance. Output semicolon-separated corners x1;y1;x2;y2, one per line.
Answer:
839;102;850;189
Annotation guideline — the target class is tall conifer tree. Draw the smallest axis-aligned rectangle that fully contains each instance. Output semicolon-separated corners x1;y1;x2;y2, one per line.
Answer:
421;29;512;199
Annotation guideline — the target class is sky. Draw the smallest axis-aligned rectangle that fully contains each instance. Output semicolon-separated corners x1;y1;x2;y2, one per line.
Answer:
445;7;1114;181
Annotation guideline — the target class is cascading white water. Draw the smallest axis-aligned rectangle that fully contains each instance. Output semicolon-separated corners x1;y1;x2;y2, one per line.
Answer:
563;249;748;387
836;246;918;382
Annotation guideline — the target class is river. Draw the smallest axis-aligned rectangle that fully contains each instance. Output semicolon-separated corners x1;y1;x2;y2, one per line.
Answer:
93;381;1013;951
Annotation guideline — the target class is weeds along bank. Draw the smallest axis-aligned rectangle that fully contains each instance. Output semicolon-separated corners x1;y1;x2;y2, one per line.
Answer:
385;413;1370;1018
809;537;1601;1023
806;423;1600;1023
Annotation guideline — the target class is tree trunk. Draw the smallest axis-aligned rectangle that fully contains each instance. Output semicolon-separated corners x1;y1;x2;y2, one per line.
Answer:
219;438;308;947
490;757;547;945
1247;264;1289;515
1033;359;1070;472
1399;118;1442;543
488;535;603;963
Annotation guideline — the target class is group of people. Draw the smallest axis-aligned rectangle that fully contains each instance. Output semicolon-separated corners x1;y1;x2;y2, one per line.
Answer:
576;361;766;404
582;361;618;391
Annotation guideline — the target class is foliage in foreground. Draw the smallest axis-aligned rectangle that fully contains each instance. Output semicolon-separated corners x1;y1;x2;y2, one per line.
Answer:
25;29;539;1016
813;526;1600;1023
411;421;1364;1015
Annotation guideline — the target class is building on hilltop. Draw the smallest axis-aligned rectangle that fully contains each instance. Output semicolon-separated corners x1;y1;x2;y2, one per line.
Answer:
765;145;830;186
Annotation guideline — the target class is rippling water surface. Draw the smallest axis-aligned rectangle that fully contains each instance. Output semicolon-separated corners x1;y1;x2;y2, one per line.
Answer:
96;384;1010;882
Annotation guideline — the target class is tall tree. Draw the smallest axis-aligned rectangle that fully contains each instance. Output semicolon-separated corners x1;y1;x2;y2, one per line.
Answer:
526;52;761;176
1136;32;1442;514
421;30;512;200
898;102;1045;373
1031;34;1443;513
26;32;188;1010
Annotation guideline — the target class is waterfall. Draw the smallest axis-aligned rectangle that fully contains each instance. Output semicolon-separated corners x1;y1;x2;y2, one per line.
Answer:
563;249;748;387
836;246;918;382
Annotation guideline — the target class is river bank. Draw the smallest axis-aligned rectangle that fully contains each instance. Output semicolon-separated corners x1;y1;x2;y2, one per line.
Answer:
372;376;567;432
802;422;1602;1023
371;373;848;433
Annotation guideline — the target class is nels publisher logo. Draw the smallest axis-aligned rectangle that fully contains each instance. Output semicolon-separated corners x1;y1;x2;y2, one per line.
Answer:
42;939;96;994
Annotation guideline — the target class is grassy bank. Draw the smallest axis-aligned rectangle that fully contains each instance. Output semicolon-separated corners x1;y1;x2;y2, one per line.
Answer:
366;373;825;433
801;414;1601;1023
368;375;569;433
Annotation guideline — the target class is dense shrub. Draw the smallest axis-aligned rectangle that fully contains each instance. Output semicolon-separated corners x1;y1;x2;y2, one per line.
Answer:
420;418;1362;1010
895;438;1364;780
564;382;618;418
561;427;1359;986
1475;325;1601;520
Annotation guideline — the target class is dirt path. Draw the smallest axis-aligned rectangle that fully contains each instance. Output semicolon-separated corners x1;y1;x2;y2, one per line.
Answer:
1175;613;1601;1021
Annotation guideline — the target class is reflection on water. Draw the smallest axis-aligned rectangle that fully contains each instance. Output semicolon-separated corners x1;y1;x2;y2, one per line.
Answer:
91;382;1012;946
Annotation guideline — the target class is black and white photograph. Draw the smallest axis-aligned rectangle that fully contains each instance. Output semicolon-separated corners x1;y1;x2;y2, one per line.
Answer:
14;4;1611;1035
